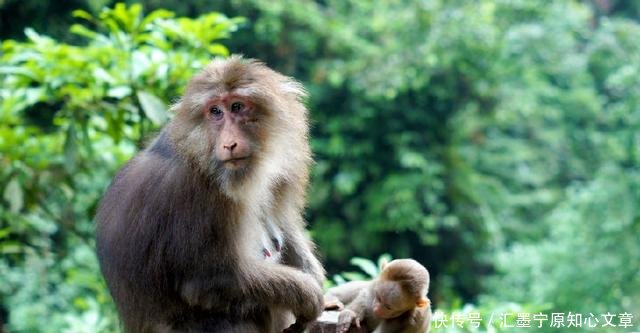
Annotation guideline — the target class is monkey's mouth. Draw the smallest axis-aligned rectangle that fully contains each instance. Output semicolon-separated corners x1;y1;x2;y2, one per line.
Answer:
222;156;251;168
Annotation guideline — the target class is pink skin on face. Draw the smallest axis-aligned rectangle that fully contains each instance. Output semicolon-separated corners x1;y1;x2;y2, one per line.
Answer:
373;302;397;319
203;93;257;168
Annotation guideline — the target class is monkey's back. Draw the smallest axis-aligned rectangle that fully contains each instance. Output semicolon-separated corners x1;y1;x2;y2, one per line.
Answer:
325;280;371;305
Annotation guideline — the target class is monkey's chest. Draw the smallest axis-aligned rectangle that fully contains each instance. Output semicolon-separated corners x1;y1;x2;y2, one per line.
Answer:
241;215;284;263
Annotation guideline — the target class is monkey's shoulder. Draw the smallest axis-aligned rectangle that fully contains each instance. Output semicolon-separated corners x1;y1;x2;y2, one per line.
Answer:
111;153;173;184
326;280;372;301
147;129;176;160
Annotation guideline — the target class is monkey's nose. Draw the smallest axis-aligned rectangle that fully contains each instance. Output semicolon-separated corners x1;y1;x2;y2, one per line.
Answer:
223;142;237;151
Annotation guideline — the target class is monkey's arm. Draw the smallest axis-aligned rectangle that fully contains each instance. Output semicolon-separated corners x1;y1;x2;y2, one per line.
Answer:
325;281;371;309
180;260;323;323
335;287;378;333
269;182;325;284
280;221;325;284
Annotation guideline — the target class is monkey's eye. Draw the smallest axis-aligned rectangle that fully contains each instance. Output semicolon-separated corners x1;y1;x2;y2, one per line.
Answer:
231;102;244;113
210;105;223;119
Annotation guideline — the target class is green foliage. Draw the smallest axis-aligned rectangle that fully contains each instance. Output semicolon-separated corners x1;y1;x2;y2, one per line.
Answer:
331;254;392;286
219;0;640;321
487;167;640;316
0;3;242;331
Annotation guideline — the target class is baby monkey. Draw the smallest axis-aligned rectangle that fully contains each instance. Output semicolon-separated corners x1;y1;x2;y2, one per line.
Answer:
324;259;431;333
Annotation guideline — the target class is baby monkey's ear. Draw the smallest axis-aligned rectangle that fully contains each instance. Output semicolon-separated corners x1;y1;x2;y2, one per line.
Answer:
416;298;430;308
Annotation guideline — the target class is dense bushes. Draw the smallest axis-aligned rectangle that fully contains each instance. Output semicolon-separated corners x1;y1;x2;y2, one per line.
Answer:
0;4;241;331
1;1;638;332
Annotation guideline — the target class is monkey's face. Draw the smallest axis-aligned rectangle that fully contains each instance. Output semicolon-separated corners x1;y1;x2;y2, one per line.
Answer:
204;93;260;171
372;281;415;319
171;57;309;191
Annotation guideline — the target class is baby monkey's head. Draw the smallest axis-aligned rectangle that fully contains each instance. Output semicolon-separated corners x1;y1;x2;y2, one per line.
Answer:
371;259;430;319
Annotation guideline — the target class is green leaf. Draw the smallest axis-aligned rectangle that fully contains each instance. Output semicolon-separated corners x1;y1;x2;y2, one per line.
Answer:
0;228;10;239
70;24;99;40
341;272;367;282
93;67;115;84
0;66;37;80
0;240;22;254
107;86;132;99
3;178;24;213
350;257;379;278
137;90;167;125
332;274;347;285
24;28;48;45
64;125;78;171
207;43;229;56
377;253;393;269
72;9;94;21
141;9;175;27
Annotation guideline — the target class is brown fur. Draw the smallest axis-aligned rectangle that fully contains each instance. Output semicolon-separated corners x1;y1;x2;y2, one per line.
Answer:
324;259;431;333
96;56;324;333
379;259;430;300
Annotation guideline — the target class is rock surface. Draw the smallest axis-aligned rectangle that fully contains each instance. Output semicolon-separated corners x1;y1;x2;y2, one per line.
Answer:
308;311;367;333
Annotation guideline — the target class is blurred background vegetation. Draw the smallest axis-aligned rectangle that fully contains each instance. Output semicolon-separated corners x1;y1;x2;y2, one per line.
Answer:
1;0;639;332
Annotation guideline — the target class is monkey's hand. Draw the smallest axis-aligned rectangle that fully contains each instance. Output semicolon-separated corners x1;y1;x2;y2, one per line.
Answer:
283;279;324;333
337;309;361;333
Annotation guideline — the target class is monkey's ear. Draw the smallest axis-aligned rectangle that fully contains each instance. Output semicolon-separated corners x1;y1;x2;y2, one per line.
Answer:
416;298;430;308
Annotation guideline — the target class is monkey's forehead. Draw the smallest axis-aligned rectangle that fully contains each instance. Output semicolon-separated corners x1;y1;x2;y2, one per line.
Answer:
203;55;268;74
186;66;281;102
207;91;254;104
197;57;279;89
376;282;404;299
376;280;401;291
180;57;307;113
187;73;260;95
183;84;267;113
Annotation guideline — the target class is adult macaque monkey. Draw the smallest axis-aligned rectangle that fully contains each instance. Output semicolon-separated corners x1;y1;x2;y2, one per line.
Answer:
324;259;431;333
96;56;325;333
